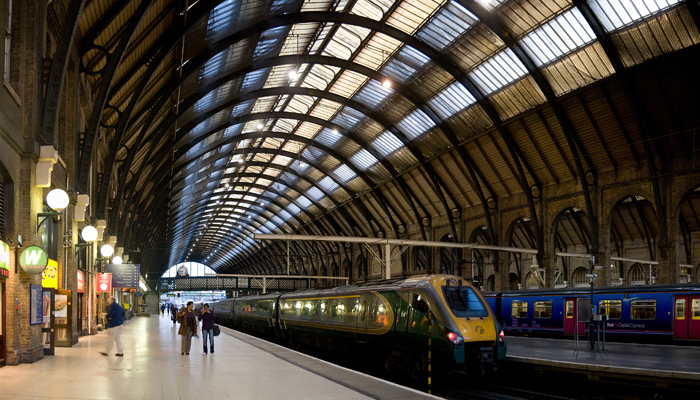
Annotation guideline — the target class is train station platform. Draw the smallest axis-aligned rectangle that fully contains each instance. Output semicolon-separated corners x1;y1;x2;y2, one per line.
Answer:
0;314;438;400
505;336;700;381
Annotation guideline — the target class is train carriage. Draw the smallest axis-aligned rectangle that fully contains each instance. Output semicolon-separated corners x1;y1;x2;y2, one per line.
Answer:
212;274;506;376
485;284;700;342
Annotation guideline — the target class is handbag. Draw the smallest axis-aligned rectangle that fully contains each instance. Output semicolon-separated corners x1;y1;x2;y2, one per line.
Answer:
213;324;221;336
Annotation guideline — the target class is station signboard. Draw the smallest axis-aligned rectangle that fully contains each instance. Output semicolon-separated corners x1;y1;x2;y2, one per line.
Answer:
106;263;140;288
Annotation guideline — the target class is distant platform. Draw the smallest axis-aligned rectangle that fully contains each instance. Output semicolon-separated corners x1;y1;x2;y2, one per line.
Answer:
505;336;700;380
0;314;438;400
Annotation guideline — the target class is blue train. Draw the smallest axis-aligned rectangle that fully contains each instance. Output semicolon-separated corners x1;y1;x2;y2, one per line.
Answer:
483;284;700;342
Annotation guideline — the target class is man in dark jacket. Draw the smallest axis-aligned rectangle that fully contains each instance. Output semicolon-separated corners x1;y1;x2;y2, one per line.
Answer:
198;303;216;355
100;296;125;356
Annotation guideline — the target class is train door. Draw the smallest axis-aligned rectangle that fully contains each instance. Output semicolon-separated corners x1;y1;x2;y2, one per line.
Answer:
408;291;430;348
394;291;410;347
563;298;586;335
673;295;700;340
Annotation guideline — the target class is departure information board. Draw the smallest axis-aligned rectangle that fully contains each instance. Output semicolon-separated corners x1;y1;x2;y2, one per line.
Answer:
106;264;141;288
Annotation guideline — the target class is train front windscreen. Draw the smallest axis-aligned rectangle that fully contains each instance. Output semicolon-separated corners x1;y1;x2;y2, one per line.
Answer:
442;286;490;318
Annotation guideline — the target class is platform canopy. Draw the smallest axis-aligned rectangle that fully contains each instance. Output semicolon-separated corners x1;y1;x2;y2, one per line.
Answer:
73;0;700;277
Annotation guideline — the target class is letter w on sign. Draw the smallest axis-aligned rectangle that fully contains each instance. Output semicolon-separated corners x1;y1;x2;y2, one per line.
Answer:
26;250;42;265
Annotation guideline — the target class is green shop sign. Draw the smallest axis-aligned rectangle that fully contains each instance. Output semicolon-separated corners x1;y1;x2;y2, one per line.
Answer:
0;240;8;278
20;246;49;274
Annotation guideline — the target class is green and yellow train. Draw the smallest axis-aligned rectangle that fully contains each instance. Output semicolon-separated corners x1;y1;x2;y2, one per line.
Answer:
211;274;506;376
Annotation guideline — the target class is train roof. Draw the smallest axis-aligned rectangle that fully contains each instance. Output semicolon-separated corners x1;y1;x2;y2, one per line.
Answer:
485;283;700;297
227;274;471;301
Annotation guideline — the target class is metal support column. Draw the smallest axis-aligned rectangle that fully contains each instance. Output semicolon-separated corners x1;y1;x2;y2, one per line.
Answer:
385;242;391;280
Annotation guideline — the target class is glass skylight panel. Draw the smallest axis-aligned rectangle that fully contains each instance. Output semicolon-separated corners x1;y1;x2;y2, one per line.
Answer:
396;109;436;140
307;186;325;201
354;80;392;109
332;107;364;130
416;1;478;51
241;69;269;92
303;147;324;162
253;26;289;59
589;0;683;32
223;124;243;138
287;203;301;215
381;46;431;83
315;127;343;147
206;0;241;40
372;131;404;157
324;25;371;60
297;195;313;209
231;100;254;118
272;215;286;226
334;164;357;182
200;51;226;80
475;0;507;11
428;82;477;119
520;9;596;67
265;220;277;231
350;148;379;170
279;210;293;221
318;176;339;192
470;49;528;95
193;91;216;113
351;0;393;21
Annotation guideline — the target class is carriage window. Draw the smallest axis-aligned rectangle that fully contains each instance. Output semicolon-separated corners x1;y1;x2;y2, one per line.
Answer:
511;301;528;318
412;293;429;315
534;301;551;318
599;300;622;320
631;299;656;320
693;299;700;320
442;286;489;318
565;301;574;318
676;299;686;320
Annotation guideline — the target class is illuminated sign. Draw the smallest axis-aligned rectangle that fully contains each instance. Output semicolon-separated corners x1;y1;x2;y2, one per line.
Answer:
0;240;9;278
97;273;112;292
41;259;58;289
20;246;48;274
77;270;85;293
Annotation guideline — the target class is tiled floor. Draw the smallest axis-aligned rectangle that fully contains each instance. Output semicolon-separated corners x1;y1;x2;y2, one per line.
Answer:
0;314;438;400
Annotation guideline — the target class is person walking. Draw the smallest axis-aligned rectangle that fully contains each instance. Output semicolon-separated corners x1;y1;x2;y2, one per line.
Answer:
198;303;216;355
177;301;197;355
99;296;125;357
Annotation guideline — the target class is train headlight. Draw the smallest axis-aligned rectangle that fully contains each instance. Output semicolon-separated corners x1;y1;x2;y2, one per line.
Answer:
499;329;505;344
447;331;463;346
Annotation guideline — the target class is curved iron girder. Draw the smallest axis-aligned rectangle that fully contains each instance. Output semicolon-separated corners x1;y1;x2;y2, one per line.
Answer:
76;0;155;197
98;0;228;220
115;12;496;248
160;179;329;263
574;0;669;253
168;162;349;236
122;134;357;254
171;188;318;241
38;0;86;145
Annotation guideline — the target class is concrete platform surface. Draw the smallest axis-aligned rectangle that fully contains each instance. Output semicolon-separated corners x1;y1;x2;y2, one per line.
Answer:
0;314;439;400
506;336;700;380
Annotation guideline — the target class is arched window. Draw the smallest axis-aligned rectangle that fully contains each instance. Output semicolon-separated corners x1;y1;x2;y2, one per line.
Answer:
161;262;216;278
526;271;540;289
628;263;645;285
572;267;589;287
414;247;429;272
486;274;495;291
509;273;519;290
